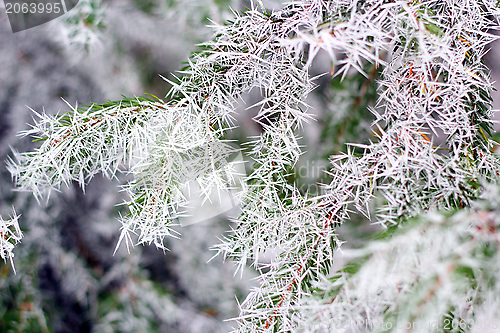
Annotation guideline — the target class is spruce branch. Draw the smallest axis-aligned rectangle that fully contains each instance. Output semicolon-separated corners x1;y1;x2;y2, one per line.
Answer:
299;181;500;332
6;1;500;332
0;209;22;274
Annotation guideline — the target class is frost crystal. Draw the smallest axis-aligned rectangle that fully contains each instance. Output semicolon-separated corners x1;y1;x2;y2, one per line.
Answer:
0;210;22;274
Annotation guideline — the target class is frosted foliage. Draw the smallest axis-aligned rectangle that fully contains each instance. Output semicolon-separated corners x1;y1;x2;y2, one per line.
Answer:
0;210;22;274
300;183;500;332
55;0;106;49
7;0;500;332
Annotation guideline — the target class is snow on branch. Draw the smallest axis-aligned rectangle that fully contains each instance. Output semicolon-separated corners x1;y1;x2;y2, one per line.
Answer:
0;209;22;274
7;0;500;332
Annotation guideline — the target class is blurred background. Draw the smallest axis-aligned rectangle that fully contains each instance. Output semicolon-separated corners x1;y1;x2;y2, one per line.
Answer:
0;1;499;332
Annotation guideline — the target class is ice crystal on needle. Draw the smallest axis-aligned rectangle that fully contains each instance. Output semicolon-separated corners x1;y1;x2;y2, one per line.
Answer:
0;210;22;274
